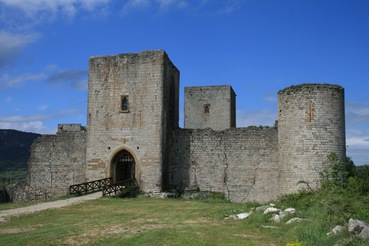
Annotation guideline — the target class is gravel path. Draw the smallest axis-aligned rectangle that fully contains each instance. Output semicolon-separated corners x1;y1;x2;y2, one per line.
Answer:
0;192;102;223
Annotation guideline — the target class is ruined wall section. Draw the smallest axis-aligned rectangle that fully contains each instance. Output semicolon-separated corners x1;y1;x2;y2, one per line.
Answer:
86;50;178;192
184;85;236;130
10;124;86;202
278;84;346;194
169;127;279;202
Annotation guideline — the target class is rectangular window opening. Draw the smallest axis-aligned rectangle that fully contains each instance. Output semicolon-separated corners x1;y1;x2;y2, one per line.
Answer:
120;95;129;113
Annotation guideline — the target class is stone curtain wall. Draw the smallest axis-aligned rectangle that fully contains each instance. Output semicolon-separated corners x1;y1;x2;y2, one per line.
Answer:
169;127;279;202
10;125;86;202
278;84;346;194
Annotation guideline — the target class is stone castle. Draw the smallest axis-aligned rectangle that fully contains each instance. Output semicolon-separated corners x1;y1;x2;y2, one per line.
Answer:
9;50;346;202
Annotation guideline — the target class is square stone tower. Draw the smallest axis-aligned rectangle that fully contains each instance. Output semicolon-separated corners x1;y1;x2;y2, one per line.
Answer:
184;85;236;130
85;50;179;192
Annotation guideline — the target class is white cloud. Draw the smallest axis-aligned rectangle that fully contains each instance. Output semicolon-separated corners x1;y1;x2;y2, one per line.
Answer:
37;104;49;111
123;0;186;13
0;0;111;17
346;129;369;150
0;68;87;91
346;101;369;125
219;0;243;14
0;112;55;133
72;80;88;90
122;0;241;14
47;70;87;83
80;0;111;11
45;64;58;71
346;130;369;165
156;0;187;12
0;115;51;122
262;94;277;103
0;31;40;67
0;109;82;134
0;121;52;134
0;109;81;123
122;0;151;13
236;109;277;127
46;69;88;90
4;96;12;103
0;73;46;90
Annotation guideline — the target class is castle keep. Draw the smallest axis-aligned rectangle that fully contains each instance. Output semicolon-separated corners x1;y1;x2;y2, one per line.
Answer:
9;50;346;202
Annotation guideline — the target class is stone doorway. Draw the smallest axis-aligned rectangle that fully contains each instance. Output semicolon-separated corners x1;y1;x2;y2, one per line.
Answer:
111;150;135;183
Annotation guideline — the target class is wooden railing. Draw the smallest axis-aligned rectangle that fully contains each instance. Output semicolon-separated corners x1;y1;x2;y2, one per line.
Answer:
69;178;112;195
102;179;137;196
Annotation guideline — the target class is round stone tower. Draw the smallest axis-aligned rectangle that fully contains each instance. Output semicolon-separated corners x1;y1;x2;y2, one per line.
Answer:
278;84;346;194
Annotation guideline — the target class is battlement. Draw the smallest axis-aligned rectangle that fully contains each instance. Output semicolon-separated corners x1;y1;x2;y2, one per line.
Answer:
278;83;343;95
57;124;86;133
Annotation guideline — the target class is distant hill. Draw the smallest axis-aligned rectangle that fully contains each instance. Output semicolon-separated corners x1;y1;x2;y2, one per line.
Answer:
0;129;41;172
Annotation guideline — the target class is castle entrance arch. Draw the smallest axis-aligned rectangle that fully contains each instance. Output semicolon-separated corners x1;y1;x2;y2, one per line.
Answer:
111;150;135;183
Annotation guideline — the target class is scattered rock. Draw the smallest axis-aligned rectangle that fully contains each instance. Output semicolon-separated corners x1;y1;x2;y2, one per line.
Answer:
236;212;251;220
327;225;345;235
261;225;279;229
263;207;281;214
271;214;281;223
286;217;308;224
182;191;209;200
359;226;369;239
255;206;269;212
144;192;178;199
279;211;286;219
227;212;251;220
348;218;369;235
284;208;296;215
348;218;369;239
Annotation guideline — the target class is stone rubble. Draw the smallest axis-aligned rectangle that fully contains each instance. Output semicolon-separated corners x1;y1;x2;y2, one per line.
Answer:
348;218;369;239
226;204;369;241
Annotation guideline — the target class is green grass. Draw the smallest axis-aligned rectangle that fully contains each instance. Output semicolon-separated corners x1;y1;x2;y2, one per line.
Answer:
0;197;283;246
1;158;369;245
1;190;369;246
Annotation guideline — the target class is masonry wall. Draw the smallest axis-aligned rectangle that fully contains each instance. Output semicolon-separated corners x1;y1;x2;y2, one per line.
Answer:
184;85;236;130
278;84;346;194
9;125;86;202
161;54;180;189
169;127;279;202
86;50;179;192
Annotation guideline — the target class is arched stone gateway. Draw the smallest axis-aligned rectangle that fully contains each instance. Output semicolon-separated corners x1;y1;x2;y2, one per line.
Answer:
111;150;135;183
0;188;10;203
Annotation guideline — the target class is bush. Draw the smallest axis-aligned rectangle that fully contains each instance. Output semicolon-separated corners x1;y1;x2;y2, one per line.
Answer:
275;153;369;245
117;185;140;198
320;153;350;190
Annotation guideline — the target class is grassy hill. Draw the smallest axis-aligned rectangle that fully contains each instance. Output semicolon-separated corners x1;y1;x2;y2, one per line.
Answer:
0;129;41;186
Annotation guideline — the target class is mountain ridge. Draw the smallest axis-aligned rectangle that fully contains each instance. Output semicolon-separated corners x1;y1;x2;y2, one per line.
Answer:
0;129;41;172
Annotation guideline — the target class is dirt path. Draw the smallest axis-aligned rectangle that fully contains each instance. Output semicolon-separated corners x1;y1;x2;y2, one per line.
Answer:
0;192;102;223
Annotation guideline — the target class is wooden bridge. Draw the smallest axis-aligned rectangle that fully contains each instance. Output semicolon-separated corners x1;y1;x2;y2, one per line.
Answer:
69;178;138;197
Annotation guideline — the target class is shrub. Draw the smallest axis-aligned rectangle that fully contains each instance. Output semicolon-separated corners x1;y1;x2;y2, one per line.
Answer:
117;185;140;198
320;153;350;190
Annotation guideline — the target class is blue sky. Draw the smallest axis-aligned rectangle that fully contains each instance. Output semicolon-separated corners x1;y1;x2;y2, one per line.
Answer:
0;0;368;165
